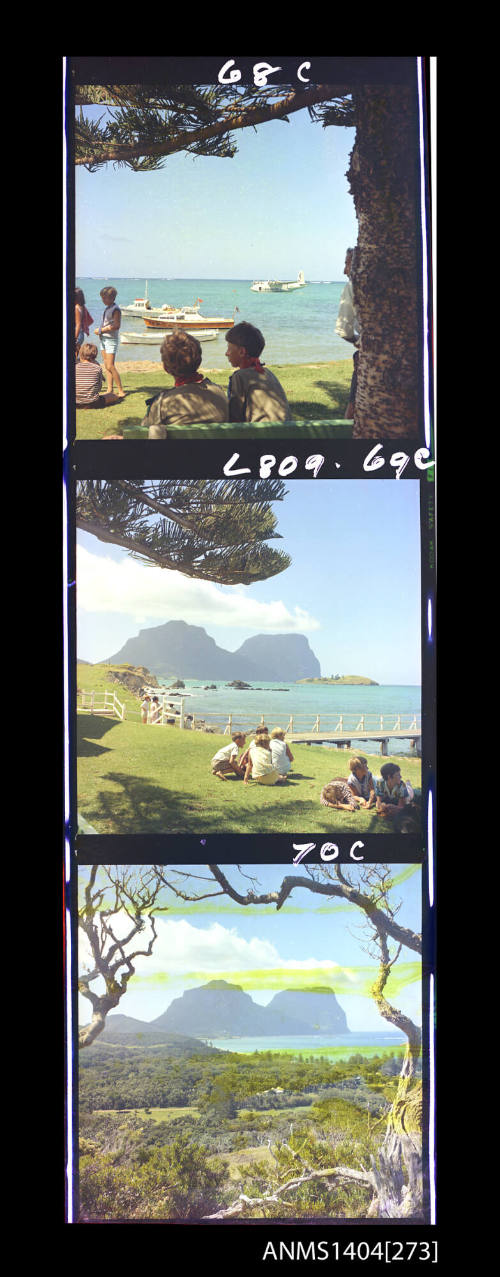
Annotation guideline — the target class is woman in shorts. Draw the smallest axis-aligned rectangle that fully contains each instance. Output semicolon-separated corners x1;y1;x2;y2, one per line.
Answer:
95;286;125;399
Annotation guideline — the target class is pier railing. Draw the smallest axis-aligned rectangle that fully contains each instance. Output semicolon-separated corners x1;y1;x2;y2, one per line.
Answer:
77;695;421;752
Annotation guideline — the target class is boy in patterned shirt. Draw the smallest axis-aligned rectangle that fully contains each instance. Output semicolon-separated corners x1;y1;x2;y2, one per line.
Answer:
347;756;376;808
375;763;414;817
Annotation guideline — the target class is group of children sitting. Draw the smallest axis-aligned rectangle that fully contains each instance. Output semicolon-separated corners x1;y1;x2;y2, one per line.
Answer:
75;305;293;428
211;727;294;787
211;736;417;821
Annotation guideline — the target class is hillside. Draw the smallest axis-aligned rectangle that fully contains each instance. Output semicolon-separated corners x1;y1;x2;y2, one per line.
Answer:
106;621;321;682
151;980;350;1038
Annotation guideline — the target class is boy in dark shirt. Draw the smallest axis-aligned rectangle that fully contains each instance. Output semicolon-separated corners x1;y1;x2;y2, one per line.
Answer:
225;322;293;422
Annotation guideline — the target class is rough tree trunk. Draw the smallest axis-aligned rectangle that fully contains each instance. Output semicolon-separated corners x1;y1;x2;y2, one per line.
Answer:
369;1081;423;1218
347;84;421;438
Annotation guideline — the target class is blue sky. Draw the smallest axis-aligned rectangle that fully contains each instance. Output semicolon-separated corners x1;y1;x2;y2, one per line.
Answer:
76;480;421;684
78;862;422;1030
75;105;357;280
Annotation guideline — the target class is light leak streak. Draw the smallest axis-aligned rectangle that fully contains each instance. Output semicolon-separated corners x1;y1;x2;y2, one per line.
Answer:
417;58;432;451
427;596;433;641
427;789;434;909
429;973;436;1223
65;862;74;1223
62;57;73;1223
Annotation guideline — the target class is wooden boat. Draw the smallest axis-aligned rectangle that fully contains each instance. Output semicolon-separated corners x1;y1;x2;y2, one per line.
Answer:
251;270;305;293
144;313;234;331
121;328;218;345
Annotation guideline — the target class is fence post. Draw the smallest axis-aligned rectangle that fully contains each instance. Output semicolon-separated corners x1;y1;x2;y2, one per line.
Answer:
90;691;94;714
179;697;185;730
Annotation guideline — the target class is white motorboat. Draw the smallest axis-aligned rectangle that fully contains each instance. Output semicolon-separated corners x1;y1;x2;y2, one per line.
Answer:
251;270;306;293
121;329;219;345
121;282;202;317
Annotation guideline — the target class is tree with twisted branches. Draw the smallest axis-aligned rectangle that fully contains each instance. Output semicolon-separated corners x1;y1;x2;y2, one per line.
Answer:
77;862;424;1217
78;865;169;1048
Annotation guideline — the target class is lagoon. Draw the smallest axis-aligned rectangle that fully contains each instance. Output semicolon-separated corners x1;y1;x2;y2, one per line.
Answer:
205;1032;408;1061
156;680;421;756
76;277;352;367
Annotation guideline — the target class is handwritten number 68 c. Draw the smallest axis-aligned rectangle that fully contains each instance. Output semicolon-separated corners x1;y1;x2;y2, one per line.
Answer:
218;60;311;87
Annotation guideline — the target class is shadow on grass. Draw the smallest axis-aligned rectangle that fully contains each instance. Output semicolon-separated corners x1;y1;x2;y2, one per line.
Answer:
81;770;404;835
77;716;117;757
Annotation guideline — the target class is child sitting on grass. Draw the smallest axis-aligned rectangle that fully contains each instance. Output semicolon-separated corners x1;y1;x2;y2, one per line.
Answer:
225;321;293;422
244;732;284;786
347;755;376;808
320;778;361;812
270;728;294;778
75;343;122;409
144;331;229;435
211;733;247;779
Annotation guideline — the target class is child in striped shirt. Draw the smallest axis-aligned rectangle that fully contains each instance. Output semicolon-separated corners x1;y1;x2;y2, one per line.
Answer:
76;343;121;409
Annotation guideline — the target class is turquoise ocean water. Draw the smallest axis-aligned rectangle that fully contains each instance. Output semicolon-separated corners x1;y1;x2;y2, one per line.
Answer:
154;681;421;756
204;1032;407;1059
76;277;351;366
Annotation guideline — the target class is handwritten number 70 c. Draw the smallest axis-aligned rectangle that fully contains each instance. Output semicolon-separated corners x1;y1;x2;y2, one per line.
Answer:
293;842;365;864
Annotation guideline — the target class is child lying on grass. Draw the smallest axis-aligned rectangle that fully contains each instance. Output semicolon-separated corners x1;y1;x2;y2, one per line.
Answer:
375;763;415;816
320;778;361;812
347;755;376;808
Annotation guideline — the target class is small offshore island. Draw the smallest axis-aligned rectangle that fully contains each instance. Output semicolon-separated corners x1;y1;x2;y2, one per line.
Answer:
297;675;379;685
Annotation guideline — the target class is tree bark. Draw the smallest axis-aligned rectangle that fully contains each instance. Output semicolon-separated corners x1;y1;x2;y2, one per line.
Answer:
348;85;421;437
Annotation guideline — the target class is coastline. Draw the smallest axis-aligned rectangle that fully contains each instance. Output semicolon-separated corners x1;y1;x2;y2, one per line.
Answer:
114;357;348;374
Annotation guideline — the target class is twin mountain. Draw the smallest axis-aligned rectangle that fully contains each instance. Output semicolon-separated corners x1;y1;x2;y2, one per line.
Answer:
100;980;349;1041
106;621;321;683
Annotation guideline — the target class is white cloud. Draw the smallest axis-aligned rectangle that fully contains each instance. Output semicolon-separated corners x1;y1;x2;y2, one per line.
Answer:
76;545;320;634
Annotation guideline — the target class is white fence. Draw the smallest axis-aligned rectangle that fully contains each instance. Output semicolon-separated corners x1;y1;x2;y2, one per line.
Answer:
78;689;126;720
77;694;420;744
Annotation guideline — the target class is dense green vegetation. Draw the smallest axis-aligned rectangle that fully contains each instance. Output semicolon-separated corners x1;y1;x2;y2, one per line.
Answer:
75;361;353;440
79;1043;415;1221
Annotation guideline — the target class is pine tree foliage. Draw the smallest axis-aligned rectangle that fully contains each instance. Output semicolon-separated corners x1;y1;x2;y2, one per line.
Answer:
76;479;291;584
74;83;354;172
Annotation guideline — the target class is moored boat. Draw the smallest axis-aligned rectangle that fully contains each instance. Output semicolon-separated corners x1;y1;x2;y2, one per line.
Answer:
143;313;234;331
121;283;203;316
121;328;218;344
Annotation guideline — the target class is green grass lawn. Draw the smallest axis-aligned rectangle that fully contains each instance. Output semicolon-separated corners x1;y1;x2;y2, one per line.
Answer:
75;361;354;440
77;708;421;836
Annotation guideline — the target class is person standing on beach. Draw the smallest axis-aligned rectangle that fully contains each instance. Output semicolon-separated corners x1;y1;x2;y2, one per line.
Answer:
335;248;361;419
225;322;293;422
95;286;125;399
75;288;93;358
